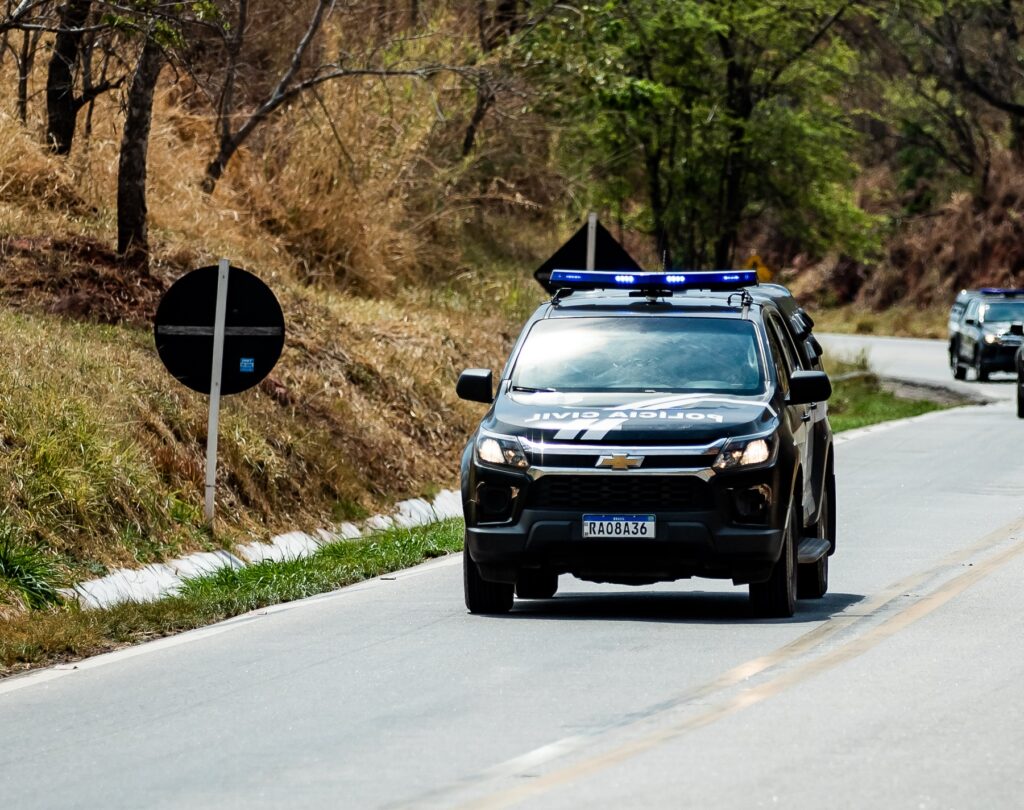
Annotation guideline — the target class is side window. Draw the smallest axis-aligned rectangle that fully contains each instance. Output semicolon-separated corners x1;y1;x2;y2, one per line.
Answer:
965;299;980;322
767;313;800;373
764;320;791;393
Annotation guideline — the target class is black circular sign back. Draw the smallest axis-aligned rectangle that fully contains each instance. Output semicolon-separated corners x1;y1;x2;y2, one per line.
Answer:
154;265;285;395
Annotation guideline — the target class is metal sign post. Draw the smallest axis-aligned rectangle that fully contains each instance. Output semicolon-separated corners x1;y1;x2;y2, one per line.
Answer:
204;259;230;524
586;212;597;270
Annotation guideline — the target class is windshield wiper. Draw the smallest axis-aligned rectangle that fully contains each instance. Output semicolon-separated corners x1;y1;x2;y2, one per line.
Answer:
511;385;558;393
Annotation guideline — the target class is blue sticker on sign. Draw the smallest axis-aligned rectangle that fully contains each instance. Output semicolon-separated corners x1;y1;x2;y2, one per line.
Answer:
240;358;255;373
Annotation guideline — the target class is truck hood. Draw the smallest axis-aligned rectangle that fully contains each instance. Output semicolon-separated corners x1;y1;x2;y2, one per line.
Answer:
483;390;777;444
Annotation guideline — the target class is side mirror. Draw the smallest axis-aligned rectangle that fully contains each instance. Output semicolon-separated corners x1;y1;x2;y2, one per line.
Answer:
788;370;832;405
457;369;493;404
1010;323;1024;337
964;318;977;326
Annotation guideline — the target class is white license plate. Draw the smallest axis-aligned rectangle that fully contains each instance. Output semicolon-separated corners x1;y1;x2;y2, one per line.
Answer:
582;514;655;538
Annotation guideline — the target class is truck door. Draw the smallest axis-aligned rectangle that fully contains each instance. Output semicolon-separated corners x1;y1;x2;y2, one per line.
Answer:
765;313;814;525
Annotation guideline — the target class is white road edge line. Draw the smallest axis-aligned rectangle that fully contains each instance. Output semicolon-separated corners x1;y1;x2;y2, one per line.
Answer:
832;403;991;446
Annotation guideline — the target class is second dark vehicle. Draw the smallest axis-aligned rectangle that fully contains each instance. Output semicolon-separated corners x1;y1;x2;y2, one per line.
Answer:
457;270;835;618
948;288;1024;381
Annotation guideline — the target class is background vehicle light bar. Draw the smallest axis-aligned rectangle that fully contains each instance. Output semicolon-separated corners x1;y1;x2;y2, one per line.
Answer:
980;288;1024;296
549;269;758;290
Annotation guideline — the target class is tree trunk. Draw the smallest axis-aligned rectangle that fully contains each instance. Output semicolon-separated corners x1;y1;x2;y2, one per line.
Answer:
461;85;494;157
16;29;35;123
644;142;670;267
201;139;240;193
45;0;91;154
461;0;522;156
714;35;753;269
117;35;163;264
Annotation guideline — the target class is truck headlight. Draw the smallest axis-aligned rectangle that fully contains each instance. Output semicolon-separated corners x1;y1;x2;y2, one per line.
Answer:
476;433;528;469
984;333;999;345
714;437;774;471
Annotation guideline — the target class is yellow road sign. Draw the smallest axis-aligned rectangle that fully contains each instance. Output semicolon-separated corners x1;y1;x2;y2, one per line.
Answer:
744;255;774;283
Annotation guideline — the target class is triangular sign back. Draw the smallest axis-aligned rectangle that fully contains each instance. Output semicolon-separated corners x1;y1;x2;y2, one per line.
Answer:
534;221;642;292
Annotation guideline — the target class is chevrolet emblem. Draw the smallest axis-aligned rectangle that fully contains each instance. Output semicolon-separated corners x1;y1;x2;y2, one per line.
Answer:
596;453;644;470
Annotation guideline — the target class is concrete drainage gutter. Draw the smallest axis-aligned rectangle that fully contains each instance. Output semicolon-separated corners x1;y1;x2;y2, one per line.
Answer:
67;489;463;610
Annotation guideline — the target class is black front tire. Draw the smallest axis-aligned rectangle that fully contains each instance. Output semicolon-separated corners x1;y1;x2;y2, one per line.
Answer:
1017;379;1024;418
516;570;559;599
975;350;989;382
798;474;833;599
464;542;513;614
750;499;798;618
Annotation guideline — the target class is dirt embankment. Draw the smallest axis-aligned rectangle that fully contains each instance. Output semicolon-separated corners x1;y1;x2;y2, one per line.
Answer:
784;153;1024;313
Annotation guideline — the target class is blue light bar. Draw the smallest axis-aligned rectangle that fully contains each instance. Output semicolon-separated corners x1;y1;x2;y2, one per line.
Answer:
980;288;1024;296
549;269;758;291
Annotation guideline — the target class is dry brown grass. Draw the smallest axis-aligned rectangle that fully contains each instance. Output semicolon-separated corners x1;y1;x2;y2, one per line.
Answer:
810;302;948;339
829;151;1024;310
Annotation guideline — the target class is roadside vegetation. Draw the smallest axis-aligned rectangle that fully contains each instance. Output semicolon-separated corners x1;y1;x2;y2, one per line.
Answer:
824;356;952;433
812;304;948;340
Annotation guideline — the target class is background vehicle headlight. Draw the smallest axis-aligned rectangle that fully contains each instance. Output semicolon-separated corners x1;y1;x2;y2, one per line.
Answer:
984;333;999;345
714;437;772;471
476;434;528;469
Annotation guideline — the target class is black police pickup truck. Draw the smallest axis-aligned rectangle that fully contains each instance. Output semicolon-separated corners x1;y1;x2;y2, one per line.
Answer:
456;270;835;618
948;288;1024;381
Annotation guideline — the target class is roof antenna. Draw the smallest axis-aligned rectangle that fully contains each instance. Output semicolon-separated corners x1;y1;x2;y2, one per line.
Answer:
551;287;574;306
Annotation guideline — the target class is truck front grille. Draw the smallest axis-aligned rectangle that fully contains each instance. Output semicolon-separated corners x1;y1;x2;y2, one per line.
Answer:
526;475;711;511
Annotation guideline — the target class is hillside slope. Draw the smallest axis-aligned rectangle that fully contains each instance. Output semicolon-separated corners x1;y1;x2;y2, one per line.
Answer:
0;85;549;608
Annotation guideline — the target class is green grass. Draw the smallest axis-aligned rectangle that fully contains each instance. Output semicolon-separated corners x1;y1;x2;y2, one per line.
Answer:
0;519;463;676
828;375;948;432
175;519;463;615
0;518;65;612
825;355;950;433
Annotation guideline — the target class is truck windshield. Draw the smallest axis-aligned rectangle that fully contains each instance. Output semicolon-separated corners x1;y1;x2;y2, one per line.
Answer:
510;317;765;394
981;302;1024;322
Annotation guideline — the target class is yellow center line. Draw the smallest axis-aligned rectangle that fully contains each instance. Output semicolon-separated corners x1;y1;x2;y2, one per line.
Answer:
463;525;1024;810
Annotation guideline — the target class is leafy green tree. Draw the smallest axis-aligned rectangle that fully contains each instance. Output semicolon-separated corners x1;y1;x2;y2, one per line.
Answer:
876;0;1024;186
529;0;878;267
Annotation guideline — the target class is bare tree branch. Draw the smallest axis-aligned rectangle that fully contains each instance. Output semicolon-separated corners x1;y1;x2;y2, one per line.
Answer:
199;0;471;193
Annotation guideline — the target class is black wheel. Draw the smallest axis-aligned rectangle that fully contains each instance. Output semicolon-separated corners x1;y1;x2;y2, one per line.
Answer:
798;473;833;599
464;540;513;614
1017;379;1024;419
750;498;798;618
516;570;558;599
975;349;989;382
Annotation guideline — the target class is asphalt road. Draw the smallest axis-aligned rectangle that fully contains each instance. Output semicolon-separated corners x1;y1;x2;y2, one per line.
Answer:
3;336;1024;809
818;332;1016;403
